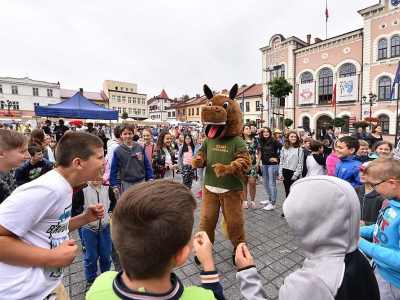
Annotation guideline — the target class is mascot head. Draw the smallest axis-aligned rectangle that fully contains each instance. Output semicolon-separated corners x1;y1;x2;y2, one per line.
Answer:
202;83;243;139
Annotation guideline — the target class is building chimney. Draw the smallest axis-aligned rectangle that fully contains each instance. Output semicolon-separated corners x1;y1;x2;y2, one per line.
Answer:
307;34;311;45
242;84;247;88
315;37;322;43
79;88;83;94
196;94;200;98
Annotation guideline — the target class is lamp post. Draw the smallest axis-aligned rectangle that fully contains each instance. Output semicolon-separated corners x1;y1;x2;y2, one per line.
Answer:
263;63;282;129
362;93;377;119
259;103;264;128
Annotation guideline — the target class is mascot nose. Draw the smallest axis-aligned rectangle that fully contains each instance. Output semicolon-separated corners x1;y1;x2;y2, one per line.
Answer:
214;107;222;112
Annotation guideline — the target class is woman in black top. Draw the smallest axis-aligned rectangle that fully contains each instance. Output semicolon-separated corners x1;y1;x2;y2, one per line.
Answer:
367;125;383;149
259;127;282;211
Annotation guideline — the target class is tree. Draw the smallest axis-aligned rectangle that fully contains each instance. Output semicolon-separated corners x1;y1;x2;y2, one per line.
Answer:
330;117;345;128
121;111;128;119
181;94;189;101
248;120;256;127
284;118;293;128
266;77;293;100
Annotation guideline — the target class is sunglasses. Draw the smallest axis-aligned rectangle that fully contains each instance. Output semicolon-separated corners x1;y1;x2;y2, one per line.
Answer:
370;179;400;190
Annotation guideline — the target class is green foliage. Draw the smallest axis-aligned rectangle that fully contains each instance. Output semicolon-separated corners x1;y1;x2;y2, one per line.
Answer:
248;120;256;126
266;77;293;99
330;117;346;128
353;120;371;129
181;94;189;100
121;111;129;119
284;118;293;128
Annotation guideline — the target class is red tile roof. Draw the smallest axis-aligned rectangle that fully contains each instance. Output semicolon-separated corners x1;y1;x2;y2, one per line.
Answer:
158;89;169;99
61;89;108;101
236;84;263;98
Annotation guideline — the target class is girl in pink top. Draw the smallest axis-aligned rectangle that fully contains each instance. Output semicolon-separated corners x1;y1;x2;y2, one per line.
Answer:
178;134;195;189
140;129;155;165
326;140;340;176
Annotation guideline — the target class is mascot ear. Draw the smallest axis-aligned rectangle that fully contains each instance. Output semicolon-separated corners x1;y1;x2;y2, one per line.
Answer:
204;84;214;100
229;84;239;100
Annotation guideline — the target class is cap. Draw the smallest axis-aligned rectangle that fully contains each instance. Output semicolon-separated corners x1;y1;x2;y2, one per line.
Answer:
355;161;371;171
274;129;282;133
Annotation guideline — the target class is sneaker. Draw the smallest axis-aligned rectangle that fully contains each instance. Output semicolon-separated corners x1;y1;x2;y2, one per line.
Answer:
281;213;285;218
242;202;248;209
85;281;94;294
260;200;270;205
262;203;276;211
82;245;86;254
196;190;202;198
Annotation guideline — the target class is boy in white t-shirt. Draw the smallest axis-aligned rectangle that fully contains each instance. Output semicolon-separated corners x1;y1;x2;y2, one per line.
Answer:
0;132;107;300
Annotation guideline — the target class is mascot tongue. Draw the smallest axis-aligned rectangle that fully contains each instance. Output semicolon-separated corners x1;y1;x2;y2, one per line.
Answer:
208;125;221;139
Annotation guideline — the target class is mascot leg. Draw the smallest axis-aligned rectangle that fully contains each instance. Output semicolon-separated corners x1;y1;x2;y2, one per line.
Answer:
200;187;221;244
220;190;247;249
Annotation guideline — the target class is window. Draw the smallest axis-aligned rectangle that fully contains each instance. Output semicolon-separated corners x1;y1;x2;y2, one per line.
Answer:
240;103;243;111
197;108;199;115
126;88;128;92
172;111;175;117
246;119;250;123
123;107;126;113
183;109;186;115
12;86;18;94
168;112;171;118
192;108;194;115
379;39;387;59
318;68;333;104
341;116;350;133
112;95;116;102
397;116;400;134
280;64;285;78
188;109;191;116
118;107;122;114
47;89;53;97
133;98;136;104
121;87;123;91
0;85;2;93
378;114;390;134
142;109;146;115
115;86;118;90
33;88;39;96
33;103;40;106
164;99;168;104
379;77;391;100
339;64;356;77
117;96;121;102
246;102;250;112
302;116;310;131
112;107;116;110
301;72;313;83
392;36;400;57
128;97;132;103
100;104;105;108
256;101;260;111
12;101;19;109
131;88;133;92
129;108;132;114
178;110;181;115
142;99;146;105
122;96;126;103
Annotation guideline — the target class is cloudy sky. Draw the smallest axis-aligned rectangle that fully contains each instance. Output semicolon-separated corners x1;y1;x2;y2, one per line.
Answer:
0;0;377;99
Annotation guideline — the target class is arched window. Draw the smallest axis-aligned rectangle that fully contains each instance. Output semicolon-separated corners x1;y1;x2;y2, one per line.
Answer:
339;64;356;78
379;38;387;59
301;72;313;84
302;116;310;131
379;77;391;100
280;64;286;78
318;68;333;105
391;36;400;57
341;115;349;133
378;114;390;134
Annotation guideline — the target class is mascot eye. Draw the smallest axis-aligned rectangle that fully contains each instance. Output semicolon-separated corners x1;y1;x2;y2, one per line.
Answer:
223;102;229;109
207;102;213;106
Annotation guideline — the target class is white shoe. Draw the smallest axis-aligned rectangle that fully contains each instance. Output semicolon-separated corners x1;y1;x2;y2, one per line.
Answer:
262;203;276;211
260;200;270;205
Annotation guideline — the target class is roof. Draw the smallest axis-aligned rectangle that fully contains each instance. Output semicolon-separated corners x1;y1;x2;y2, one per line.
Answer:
158;89;169;99
61;89;108;102
236;84;263;98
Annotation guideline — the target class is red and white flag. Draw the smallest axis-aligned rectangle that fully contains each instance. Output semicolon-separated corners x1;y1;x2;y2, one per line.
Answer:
325;1;329;21
332;83;336;107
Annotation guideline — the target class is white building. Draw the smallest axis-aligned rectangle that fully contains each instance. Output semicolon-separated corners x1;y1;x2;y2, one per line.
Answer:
0;77;60;120
148;89;175;121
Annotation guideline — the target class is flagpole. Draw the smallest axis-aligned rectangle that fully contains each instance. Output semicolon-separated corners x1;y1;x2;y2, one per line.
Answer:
325;0;328;40
395;61;400;147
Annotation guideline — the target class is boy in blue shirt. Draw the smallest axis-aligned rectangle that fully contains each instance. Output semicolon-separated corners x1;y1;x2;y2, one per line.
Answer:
334;136;362;187
359;157;400;299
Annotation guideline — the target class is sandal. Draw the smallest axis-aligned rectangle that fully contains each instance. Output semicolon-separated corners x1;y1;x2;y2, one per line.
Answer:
242;202;248;209
251;202;257;209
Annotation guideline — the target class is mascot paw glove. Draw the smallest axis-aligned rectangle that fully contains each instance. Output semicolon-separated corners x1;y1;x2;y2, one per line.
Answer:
212;163;231;178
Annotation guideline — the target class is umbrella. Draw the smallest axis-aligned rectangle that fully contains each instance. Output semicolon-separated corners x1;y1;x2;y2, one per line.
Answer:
68;119;83;125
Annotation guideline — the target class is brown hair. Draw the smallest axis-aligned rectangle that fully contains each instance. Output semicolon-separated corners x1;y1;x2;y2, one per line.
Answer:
142;128;153;137
0;130;28;151
119;123;134;134
310;140;323;152
198;132;206;139
372;141;393;152
28;145;42;156
112;180;196;280
365;157;400;181
29;128;46;149
157;131;172;150
283;130;301;149
371;124;380;134
304;137;313;144
56;132;103;167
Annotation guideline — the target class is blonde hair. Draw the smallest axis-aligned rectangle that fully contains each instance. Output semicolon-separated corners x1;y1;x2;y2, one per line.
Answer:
365;157;400;181
358;139;369;147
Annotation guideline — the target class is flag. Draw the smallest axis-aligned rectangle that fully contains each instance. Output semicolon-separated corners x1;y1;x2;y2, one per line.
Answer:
241;93;244;112
325;1;329;21
265;94;269;111
389;62;400;102
332;83;336;107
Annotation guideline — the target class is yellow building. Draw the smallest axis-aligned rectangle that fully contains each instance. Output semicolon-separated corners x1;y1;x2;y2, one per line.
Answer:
103;80;147;120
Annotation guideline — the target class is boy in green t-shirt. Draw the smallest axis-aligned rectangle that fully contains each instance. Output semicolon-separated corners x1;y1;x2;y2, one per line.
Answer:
87;180;225;300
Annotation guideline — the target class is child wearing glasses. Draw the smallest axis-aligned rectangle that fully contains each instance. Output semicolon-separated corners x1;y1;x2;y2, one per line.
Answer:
359;157;400;300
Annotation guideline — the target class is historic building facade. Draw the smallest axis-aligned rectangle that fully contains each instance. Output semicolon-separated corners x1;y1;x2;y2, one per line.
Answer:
261;0;400;140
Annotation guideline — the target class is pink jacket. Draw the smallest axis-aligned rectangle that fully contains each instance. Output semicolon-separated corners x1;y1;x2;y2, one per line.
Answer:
326;153;339;176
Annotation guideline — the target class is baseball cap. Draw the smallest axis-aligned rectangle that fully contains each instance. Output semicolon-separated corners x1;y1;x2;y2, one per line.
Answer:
355;161;371;171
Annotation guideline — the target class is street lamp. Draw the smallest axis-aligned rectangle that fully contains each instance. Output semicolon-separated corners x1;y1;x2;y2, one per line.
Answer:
259;103;264;128
263;64;282;129
0;100;13;116
362;93;377;119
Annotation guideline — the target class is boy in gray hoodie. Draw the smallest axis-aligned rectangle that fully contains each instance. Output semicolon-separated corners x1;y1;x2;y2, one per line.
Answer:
235;176;379;300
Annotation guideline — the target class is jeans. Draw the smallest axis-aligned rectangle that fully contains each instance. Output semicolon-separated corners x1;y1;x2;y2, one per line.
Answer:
261;164;278;203
82;224;112;282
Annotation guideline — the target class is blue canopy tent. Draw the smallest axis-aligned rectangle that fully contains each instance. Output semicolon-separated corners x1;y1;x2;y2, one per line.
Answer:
34;92;118;120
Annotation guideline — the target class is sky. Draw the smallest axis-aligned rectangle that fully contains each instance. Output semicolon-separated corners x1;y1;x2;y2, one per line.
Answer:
0;0;378;100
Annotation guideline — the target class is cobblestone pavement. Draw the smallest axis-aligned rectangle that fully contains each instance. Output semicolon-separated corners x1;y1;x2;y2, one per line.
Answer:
65;174;305;299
